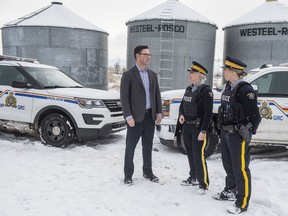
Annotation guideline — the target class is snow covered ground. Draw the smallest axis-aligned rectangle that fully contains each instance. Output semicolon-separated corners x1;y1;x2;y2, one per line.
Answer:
0;130;287;216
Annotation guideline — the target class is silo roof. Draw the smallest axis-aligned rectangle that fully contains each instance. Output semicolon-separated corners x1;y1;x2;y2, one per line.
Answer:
126;0;217;27
2;2;108;34
224;1;288;29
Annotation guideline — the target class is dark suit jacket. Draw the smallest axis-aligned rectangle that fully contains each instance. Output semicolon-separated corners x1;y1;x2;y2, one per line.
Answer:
120;65;162;123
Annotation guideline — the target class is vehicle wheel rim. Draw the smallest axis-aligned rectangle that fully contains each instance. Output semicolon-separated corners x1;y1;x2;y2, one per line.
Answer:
47;120;66;142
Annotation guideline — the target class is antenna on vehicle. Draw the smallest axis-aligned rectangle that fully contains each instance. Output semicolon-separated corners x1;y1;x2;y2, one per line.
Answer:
260;64;272;69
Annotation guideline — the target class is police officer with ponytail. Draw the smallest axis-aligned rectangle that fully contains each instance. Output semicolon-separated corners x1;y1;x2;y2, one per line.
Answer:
179;61;213;195
213;56;261;214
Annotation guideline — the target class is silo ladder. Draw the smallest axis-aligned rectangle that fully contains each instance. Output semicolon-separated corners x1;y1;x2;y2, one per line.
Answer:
158;19;175;91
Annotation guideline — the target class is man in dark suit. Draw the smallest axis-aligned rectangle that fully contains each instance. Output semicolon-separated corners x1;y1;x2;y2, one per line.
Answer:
120;45;162;185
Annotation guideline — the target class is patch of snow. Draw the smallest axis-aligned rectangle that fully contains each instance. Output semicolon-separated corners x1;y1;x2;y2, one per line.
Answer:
127;0;216;27
0;130;287;215
3;3;107;33
224;1;288;29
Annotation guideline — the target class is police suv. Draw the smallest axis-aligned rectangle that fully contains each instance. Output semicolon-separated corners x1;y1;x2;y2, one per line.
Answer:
0;55;125;147
156;64;288;157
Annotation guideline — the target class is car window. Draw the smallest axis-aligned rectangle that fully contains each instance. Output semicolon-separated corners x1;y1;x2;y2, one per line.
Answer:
251;71;288;96
0;65;26;86
24;67;82;87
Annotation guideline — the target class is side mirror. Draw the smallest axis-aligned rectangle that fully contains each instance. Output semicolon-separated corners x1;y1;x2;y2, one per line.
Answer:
215;82;223;92
12;80;32;88
215;82;226;92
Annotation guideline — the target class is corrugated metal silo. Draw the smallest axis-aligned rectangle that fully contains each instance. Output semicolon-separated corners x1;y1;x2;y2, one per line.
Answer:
126;0;217;91
1;2;109;89
223;0;288;70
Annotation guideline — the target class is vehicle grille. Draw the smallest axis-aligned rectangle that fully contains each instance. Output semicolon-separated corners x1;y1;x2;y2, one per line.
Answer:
103;100;122;112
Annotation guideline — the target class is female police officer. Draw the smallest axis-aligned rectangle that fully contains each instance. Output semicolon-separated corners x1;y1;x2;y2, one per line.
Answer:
178;61;213;195
213;56;261;214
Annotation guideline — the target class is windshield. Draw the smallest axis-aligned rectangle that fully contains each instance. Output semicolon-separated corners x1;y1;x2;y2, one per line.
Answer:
244;69;261;79
24;67;83;88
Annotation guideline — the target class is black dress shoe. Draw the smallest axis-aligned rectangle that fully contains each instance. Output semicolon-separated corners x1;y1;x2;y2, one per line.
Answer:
143;172;159;183
124;177;133;185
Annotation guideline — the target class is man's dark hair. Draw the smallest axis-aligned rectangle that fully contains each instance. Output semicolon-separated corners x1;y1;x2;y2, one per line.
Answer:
134;45;149;60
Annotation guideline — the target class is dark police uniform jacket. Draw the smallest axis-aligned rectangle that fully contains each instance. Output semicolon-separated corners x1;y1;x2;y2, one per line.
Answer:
219;81;261;134
179;84;213;132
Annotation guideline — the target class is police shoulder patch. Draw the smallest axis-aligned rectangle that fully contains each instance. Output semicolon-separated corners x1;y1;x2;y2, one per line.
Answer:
247;92;255;99
208;91;213;97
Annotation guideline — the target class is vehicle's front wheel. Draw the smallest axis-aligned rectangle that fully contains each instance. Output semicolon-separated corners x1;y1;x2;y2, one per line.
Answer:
177;124;219;158
39;113;75;147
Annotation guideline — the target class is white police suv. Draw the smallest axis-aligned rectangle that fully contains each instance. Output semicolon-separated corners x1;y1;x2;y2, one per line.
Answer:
156;64;288;157
0;55;125;147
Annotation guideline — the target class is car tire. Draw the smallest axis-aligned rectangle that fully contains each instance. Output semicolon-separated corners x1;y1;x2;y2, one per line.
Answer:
176;129;187;155
39;113;75;147
176;125;219;158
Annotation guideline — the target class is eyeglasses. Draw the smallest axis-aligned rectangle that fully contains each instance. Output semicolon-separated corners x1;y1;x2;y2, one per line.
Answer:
139;53;151;57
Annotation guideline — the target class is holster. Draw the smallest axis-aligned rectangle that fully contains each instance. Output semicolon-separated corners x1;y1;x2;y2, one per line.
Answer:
238;122;252;143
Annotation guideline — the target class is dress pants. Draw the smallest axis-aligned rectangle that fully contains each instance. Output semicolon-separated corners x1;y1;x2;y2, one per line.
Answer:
124;112;155;178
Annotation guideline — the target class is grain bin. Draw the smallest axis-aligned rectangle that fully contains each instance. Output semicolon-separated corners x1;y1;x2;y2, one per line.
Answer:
223;0;288;70
1;2;109;89
126;0;217;91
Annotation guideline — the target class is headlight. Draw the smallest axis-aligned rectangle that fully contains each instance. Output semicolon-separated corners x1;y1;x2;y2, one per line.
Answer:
75;98;106;109
162;99;170;117
163;100;170;106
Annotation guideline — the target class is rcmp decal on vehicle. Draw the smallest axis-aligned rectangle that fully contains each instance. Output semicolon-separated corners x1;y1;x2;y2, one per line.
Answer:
0;90;25;110
258;100;287;121
5;91;17;108
259;101;272;119
0;90;77;104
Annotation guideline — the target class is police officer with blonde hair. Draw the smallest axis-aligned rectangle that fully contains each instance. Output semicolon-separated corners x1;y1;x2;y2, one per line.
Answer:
213;56;261;214
179;61;213;195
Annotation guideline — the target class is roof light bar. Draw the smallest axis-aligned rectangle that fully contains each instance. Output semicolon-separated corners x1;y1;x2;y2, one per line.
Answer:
0;55;39;63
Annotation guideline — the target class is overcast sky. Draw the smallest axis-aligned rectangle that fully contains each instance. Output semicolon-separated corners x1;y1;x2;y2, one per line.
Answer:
1;0;288;67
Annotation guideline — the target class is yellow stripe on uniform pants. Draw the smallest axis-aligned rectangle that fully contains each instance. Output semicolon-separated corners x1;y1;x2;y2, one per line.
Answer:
201;136;209;188
241;140;249;209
